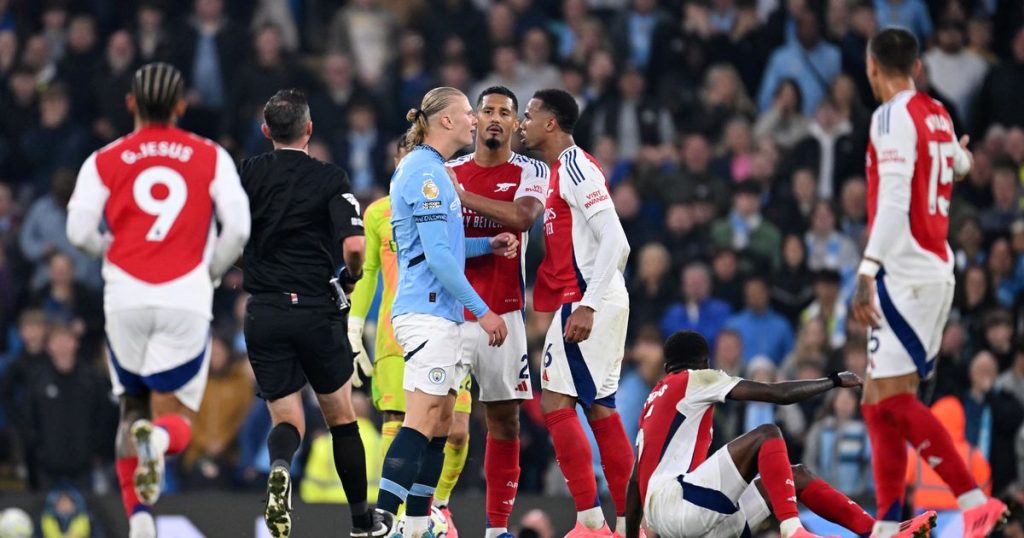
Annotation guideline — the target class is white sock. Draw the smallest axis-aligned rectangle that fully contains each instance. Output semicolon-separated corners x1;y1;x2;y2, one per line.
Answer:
484;528;508;538
151;426;170;454
405;516;430;537
128;512;156;538
871;520;900;538
433;498;449;509
957;488;987;510
615;516;626;535
779;517;803;537
578;507;605;530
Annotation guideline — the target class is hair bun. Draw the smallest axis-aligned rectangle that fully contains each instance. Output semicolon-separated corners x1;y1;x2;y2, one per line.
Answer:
406;108;423;123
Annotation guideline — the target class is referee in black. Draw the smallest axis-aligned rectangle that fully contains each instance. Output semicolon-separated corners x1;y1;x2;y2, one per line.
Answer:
240;89;388;538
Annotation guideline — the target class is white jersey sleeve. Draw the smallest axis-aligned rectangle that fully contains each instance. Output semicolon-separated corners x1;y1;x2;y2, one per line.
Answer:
864;105;916;264
207;145;251;281
678;369;742;408
66;152;110;258
513;155;549;203
560;157;613;220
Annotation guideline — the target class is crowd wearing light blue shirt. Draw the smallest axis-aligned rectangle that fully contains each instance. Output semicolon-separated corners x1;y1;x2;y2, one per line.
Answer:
757;40;842;116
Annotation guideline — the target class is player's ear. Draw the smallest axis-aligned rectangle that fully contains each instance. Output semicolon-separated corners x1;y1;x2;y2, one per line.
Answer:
911;58;922;79
173;98;187;120
305;120;313;137
261;123;273;141
125;93;136;115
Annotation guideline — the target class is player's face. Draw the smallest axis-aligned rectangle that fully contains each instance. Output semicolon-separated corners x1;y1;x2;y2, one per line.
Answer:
449;95;477;148
520;98;549;150
477;93;518;150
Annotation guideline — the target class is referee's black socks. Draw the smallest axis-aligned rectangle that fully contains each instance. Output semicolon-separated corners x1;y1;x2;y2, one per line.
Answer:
267;422;301;471
330;422;373;530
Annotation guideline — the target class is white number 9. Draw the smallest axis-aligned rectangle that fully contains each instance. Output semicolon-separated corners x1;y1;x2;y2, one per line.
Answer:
133;166;187;241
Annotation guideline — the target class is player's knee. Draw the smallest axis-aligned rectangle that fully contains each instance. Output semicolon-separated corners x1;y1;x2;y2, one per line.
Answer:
447;428;469;448
753;423;783;442
540;390;575;415
383;411;406;424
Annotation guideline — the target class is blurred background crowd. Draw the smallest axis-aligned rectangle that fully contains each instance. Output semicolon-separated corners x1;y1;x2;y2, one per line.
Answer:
0;0;1023;536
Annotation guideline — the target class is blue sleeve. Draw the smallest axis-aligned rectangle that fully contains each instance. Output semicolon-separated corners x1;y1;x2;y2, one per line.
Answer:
416;217;489;317
465;237;492;258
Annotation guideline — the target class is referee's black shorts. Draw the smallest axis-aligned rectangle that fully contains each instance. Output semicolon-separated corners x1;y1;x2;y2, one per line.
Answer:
244;293;353;401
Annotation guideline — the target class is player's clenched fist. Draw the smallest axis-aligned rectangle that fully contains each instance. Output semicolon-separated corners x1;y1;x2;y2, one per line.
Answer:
489;232;519;258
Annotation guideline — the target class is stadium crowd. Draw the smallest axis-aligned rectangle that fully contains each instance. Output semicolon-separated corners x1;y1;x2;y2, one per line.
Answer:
0;0;1023;535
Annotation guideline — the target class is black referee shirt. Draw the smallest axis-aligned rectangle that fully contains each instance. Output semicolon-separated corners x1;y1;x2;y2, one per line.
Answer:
240;149;363;297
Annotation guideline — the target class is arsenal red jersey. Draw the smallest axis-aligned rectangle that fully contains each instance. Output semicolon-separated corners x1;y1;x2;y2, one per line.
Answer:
67;125;246;316
865;90;957;283
448;152;548;319
636;369;740;503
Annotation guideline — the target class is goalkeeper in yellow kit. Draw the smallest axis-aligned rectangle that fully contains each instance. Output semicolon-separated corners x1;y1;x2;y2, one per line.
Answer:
348;140;472;535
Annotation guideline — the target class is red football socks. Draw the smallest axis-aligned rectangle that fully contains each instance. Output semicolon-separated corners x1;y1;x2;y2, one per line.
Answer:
863;401;908;521
799;478;875;535
154;413;191;455
590;414;634;517
757;437;800;522
880;394;976;496
544;408;599;511
116;457;143;516
484;435;521;529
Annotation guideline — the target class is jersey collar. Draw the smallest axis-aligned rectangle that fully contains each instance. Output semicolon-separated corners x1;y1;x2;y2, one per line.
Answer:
415;144;445;163
557;145;579;162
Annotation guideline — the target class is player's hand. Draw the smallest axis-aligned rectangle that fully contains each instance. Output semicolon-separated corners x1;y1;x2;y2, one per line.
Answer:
954;134;973;181
348;318;372;387
490;232;519;258
851;274;882;329
445;166;464;192
835;371;863;388
478;310;508;347
564;305;595;343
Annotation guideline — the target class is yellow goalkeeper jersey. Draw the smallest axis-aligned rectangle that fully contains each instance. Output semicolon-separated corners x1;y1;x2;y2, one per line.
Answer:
349;196;403;359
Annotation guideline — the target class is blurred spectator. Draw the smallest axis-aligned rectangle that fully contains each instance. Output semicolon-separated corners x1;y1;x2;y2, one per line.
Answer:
391;30;432;131
57;15;101;122
804;201;858;289
19;169;100;290
20;85;90;196
711;180;782;271
132;1;170;63
39;486;99;538
757;8;841;116
789;99;857;200
612;182;655;252
90;30;137;143
782;318;831;378
0;28;18;80
725;275;794;364
589;65;674;161
519;28;560;93
170;0;248;139
710;248;744;311
753;79;810;151
740;356;805;440
309;54;377;149
23;324;111;491
1;67;40;178
616;329;664;443
685;64;757;144
713;328;744;376
608;0;674;75
955;148;994;213
766;167;816;235
28;253;103;359
660;203;709;272
838;177;867;243
327;0;397;89
713;117;755;183
221;23;316;154
626;243;674;339
649;134;730;210
873;0;933;43
905;396;991;514
989;239;1022;310
955;265;997;345
182;337;253;489
771;234;815;323
924;19;988;128
996;337;1024;406
972;26;1024;140
40;5;68;63
801;269;847;349
471;46;532;116
0;310;48;488
966;17;997;64
933;322;971;400
978;160;1021;236
961;350;1024;493
334;101;387;199
22;34;58;86
803;388;871;497
660;262;732;347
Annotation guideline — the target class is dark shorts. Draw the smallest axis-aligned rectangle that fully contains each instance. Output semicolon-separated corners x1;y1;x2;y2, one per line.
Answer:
244;294;353;401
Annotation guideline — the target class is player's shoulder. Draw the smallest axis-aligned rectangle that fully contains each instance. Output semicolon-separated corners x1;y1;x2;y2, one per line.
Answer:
366;196;391;217
558;146;602;185
510;152;549;179
446;152;475;169
872;91;917;138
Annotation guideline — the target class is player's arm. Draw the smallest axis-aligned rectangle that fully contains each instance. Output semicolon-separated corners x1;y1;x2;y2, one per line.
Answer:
208;146;252;281
66;153;110;258
625;457;644;538
464;233;519;259
328;173;365;281
726;372;862;405
451;160;548;232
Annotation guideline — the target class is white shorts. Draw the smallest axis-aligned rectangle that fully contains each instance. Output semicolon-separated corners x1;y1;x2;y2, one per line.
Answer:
868;273;955;380
646;446;771;538
460;311;532;402
105;308;212;412
394;313;470;397
540;295;628;407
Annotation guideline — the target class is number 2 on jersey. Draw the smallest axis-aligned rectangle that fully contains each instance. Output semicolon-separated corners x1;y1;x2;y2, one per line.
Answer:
133;166;188;241
927;141;954;216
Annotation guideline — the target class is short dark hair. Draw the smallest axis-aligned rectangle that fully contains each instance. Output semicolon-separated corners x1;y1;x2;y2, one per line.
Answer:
263;89;310;143
478;86;518;113
131;62;184;123
533;88;579;134
664;331;711;373
869;27;919;75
